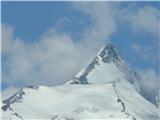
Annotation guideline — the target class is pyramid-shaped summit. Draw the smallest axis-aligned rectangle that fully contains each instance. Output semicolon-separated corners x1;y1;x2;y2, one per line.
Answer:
97;42;123;63
67;43;139;88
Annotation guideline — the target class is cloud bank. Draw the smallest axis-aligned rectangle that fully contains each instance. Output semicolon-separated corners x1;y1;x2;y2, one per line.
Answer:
127;6;159;36
137;69;159;105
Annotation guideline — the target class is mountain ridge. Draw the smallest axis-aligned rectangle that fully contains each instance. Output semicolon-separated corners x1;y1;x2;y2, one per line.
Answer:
67;43;139;90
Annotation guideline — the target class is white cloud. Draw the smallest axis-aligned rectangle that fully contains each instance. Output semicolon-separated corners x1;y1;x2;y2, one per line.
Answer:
126;6;159;36
137;69;159;104
73;2;116;51
1;24;14;53
138;69;159;93
2;26;87;86
55;17;72;32
118;5;160;61
136;68;159;105
132;43;155;60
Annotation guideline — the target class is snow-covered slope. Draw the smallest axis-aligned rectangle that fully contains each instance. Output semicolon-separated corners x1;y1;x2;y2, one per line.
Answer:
2;83;159;120
2;43;159;120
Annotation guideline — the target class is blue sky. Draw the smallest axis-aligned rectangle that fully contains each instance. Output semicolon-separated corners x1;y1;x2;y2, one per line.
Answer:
1;2;160;92
2;2;93;42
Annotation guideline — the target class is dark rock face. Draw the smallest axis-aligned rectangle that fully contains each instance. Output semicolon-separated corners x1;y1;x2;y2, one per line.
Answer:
2;90;25;111
99;43;122;63
26;85;39;90
70;43;137;86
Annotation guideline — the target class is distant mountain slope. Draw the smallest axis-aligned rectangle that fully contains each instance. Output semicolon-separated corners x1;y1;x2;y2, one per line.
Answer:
2;82;159;120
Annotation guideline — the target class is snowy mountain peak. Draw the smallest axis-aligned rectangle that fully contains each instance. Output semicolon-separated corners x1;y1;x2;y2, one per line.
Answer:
97;42;123;63
67;43;138;88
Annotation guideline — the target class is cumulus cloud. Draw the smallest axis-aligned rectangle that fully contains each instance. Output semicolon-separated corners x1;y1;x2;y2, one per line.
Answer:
138;69;159;93
1;24;14;53
132;43;156;60
2;26;86;86
55;17;72;32
115;4;159;37
137;69;159;105
73;2;116;51
116;5;159;63
127;6;159;36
